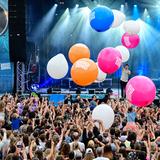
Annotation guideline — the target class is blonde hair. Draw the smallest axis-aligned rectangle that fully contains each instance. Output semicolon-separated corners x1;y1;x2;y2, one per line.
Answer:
72;142;80;150
87;140;95;148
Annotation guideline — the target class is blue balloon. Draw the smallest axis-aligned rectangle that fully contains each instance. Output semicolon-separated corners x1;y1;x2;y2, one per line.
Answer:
90;6;114;32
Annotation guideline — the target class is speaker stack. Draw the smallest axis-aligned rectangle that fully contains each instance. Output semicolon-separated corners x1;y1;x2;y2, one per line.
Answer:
9;0;26;62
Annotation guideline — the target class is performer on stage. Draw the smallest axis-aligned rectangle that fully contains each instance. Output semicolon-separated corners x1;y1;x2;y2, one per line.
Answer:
120;64;131;98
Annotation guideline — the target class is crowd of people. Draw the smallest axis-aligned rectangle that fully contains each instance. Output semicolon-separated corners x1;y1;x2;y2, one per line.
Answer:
0;93;160;160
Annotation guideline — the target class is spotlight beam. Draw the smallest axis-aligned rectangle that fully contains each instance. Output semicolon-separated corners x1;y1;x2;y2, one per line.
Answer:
32;4;58;42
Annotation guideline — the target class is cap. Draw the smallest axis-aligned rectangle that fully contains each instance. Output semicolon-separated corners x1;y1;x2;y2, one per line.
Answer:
75;151;82;159
85;148;93;154
119;135;127;142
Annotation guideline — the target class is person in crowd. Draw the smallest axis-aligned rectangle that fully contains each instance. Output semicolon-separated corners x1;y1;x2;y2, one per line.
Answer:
0;93;159;160
93;147;109;160
120;64;131;98
64;94;73;106
90;95;98;111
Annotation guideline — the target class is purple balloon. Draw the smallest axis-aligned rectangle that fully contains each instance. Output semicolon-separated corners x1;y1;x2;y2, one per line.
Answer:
126;76;156;107
121;33;140;49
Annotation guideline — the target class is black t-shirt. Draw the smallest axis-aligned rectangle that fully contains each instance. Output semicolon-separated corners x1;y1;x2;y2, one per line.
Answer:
29;111;35;119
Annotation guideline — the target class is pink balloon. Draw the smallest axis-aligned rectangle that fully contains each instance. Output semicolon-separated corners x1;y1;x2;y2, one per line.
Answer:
126;76;156;107
97;47;122;74
121;33;140;49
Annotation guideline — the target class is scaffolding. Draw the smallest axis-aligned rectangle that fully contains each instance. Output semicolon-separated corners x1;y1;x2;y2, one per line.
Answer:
16;61;25;93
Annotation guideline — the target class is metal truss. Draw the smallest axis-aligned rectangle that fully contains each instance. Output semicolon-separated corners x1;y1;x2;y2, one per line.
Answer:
16;61;25;93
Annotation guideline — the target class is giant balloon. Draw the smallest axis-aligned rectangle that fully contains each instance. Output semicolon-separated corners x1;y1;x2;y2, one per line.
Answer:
123;20;140;35
47;54;68;79
121;33;140;49
69;43;90;64
95;63;107;82
126;76;156;107
98;47;122;74
112;9;126;28
116;45;130;62
92;104;114;129
71;58;98;86
90;6;114;32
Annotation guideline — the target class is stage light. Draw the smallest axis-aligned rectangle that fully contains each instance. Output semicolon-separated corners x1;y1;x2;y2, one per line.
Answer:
120;4;125;13
55;4;58;7
31;84;40;91
71;4;79;14
48;8;71;47
143;8;151;24
133;4;139;20
32;4;58;42
143;8;149;18
76;4;79;8
81;7;90;16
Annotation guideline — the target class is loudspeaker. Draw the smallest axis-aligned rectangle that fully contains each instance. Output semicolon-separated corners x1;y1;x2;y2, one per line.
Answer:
47;88;52;94
9;0;26;62
52;88;61;94
89;89;94;94
76;88;81;94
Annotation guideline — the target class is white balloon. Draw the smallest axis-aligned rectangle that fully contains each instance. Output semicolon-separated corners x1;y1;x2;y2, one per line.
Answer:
95;63;107;82
116;45;130;62
123;20;140;35
112;9;126;28
92;104;114;129
47;54;68;79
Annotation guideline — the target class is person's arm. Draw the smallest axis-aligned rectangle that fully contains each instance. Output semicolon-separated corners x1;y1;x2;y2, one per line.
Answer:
65;128;70;137
127;70;131;75
98;120;105;133
114;139;120;152
32;119;35;129
144;140;150;160
43;101;49;116
0;128;7;150
151;144;159;160
2;128;7;142
47;140;55;160
21;143;27;160
29;140;35;160
56;129;65;150
62;104;67;117
94;138;105;147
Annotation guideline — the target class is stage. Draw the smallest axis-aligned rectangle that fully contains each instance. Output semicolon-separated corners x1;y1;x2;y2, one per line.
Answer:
18;87;160;107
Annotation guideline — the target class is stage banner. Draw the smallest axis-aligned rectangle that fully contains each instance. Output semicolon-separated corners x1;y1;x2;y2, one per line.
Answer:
0;0;14;93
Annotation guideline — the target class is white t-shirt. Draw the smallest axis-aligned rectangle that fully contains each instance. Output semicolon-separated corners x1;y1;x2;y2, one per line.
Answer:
0;112;5;121
121;69;130;82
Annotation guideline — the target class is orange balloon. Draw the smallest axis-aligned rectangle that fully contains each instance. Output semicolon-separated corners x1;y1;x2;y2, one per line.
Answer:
71;58;98;86
69;43;90;63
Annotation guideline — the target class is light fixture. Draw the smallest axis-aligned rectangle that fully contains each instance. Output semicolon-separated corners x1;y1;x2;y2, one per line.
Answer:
76;4;79;7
